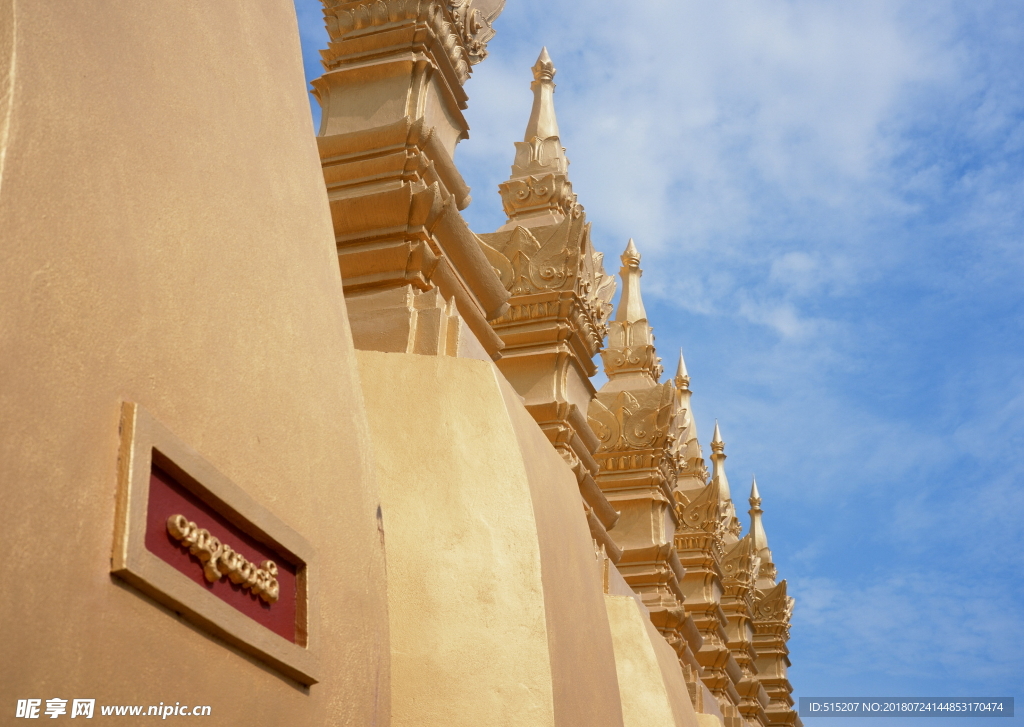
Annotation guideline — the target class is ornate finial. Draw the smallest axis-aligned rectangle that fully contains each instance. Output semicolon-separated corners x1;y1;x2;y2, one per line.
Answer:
600;238;661;381
711;420;724;453
674;349;690;390
749;476;762;509
615;239;648;324
709;421;732;503
532;46;556;83
497;47;575;228
748;475;775;584
524;47;560;143
621;238;641;268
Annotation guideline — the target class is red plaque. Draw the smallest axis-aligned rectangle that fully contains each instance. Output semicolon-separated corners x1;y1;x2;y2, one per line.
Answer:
113;402;318;684
145;467;298;642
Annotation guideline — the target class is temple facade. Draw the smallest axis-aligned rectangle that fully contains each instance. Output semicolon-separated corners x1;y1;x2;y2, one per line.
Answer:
0;2;798;725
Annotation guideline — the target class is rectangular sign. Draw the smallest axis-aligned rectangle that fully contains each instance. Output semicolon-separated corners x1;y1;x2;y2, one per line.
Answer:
145;466;298;642
112;402;318;685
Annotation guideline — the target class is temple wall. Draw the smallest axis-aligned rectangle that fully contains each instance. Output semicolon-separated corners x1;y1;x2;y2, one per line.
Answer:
0;3;389;723
359;350;630;727
494;371;626;727
605;594;701;727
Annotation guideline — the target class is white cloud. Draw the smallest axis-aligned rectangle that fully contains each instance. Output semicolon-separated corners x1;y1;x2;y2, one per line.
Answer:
461;0;950;251
791;571;1024;682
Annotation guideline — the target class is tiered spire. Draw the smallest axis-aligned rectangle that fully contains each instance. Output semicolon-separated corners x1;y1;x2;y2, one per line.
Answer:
748;477;777;588
709;422;742;542
497;48;578;230
678;423;764;722
709;422;730;499
524;48;561;145
479;49;620;564
674;349;690;391
599;240;663;383
588;236;699;686
750;483;797;726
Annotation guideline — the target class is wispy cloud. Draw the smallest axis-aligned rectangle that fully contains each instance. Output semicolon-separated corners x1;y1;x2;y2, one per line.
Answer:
792;570;1024;684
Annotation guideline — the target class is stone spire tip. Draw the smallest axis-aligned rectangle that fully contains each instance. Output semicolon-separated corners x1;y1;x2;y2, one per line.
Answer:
524;47;560;143
614;239;648;324
748;476;771;565
674;349;691;390
532;47;555;81
709;419;733;506
621;238;640;268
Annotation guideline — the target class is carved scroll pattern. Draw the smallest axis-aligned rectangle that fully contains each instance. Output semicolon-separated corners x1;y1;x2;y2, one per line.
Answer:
321;0;498;80
677;432;709;483
589;384;681;454
721;536;761;591
677;480;726;538
753;581;794;624
479;215;615;352
499;174;578;221
447;0;503;64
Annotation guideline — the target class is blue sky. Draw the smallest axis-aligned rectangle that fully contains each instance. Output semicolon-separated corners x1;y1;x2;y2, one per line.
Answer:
293;1;1023;721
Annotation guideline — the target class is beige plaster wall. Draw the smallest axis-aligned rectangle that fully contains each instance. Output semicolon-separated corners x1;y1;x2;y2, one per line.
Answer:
0;3;389;724
359;351;639;727
358;351;557;727
605;595;701;727
494;373;627;727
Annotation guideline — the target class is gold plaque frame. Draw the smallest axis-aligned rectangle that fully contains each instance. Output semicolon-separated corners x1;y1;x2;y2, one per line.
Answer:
111;402;319;685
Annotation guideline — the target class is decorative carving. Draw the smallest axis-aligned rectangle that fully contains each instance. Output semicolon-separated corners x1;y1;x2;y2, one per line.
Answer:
447;0;504;64
677;480;725;537
601;240;663;382
499;173;579;222
600;334;662;380
721;536;761;591
480;213;614;358
167;515;281;603
676;434;709;484
323;0;419;39
320;0;489;82
589;386;677;454
754;581;794;625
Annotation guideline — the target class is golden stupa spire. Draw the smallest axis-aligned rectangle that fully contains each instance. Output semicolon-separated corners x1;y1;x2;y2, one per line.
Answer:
710;421;732;503
524;47;561;143
674;348;690;390
497;48;576;229
710;421;742;541
615;239;648;325
748;476;769;556
600;239;662;381
672;346;707;490
748;476;778;587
